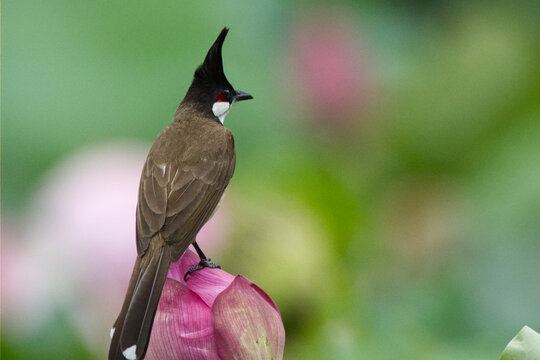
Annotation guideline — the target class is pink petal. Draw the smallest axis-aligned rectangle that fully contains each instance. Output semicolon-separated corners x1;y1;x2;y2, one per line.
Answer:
213;276;286;360
167;249;200;282
168;250;235;308
146;278;219;360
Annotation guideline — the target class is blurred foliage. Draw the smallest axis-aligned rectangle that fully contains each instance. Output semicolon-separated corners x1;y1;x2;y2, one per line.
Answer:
2;0;540;359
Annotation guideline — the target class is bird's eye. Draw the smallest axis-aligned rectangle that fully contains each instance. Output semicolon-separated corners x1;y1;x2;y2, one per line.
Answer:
216;92;228;102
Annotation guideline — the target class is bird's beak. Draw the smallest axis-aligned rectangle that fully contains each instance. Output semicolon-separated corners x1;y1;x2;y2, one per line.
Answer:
233;90;253;102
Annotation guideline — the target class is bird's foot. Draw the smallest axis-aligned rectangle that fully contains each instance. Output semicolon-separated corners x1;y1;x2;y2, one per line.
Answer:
184;258;221;281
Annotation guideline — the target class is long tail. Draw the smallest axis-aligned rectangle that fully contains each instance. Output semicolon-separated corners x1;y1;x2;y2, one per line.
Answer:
109;243;171;360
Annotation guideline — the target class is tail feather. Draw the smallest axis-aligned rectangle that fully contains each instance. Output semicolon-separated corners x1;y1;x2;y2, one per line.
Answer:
108;244;171;360
122;245;171;359
109;256;144;360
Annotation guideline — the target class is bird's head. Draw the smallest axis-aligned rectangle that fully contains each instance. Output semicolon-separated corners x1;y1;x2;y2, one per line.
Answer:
182;28;253;124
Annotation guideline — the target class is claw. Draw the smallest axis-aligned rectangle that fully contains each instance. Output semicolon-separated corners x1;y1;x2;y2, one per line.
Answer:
184;258;221;281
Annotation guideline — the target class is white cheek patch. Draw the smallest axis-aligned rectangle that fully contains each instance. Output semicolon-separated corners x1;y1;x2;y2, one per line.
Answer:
212;101;231;124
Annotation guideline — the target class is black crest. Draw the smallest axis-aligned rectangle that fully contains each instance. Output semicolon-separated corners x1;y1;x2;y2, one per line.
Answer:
181;28;236;107
192;28;234;91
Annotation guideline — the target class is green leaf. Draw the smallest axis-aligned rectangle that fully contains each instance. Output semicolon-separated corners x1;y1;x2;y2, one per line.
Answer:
500;326;540;360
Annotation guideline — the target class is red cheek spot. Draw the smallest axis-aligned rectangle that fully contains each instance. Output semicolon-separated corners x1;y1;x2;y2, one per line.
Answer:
217;93;228;102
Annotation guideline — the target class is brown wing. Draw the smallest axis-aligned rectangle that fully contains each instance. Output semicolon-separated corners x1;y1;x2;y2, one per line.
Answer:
136;144;235;257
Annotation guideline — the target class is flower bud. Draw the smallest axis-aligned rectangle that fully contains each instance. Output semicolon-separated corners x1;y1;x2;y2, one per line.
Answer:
147;250;285;360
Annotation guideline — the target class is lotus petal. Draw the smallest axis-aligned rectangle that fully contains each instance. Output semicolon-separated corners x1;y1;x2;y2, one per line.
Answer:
213;276;285;360
168;249;235;307
146;278;219;360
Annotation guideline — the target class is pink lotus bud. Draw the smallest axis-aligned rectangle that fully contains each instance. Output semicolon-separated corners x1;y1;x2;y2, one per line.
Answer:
147;250;285;360
284;7;375;129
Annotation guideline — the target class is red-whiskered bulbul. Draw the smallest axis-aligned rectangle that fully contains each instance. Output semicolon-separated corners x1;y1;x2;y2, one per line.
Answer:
108;27;252;360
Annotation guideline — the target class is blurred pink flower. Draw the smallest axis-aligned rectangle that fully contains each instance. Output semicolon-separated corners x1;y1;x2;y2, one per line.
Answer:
285;8;374;127
1;222;56;332
147;250;285;360
2;142;230;352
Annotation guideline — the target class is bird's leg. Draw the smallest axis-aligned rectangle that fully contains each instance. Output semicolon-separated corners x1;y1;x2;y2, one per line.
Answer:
191;241;221;269
184;241;221;281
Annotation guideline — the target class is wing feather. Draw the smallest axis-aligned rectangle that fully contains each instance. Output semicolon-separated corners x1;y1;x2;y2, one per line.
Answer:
140;184;166;233
143;171;167;214
166;178;205;216
135;135;235;257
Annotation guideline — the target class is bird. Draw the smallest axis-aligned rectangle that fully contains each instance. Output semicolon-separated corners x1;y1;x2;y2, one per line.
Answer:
108;27;252;360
